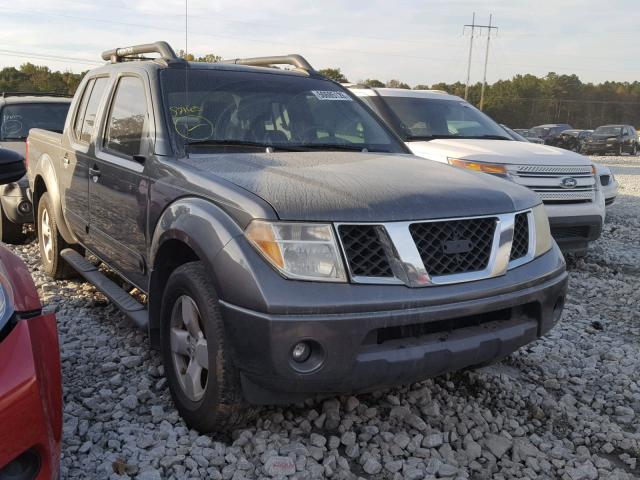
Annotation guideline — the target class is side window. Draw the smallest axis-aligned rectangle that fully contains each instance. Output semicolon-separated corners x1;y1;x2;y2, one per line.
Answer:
73;79;94;140
104;76;148;158
79;77;109;144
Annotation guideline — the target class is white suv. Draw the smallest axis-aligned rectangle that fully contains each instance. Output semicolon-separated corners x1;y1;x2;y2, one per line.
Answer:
348;86;605;254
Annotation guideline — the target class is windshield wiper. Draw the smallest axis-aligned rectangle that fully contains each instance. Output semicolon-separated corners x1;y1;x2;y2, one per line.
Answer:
185;139;303;152
404;134;454;141
405;134;512;141
469;134;512;140
294;143;385;152
0;136;27;141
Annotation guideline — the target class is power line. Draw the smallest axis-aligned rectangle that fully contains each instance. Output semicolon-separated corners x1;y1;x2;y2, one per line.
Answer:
0;48;100;66
0;8;468;67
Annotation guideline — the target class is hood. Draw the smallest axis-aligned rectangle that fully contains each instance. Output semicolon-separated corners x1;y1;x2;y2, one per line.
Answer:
0;141;26;157
180;151;540;222
407;139;591;166
591;133;620;140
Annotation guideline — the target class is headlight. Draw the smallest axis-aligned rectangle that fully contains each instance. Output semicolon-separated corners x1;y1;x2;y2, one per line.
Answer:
447;158;507;175
532;204;553;257
0;284;14;338
245;220;347;282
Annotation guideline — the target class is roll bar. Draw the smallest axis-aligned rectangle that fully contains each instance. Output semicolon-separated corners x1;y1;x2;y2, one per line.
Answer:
219;54;314;72
101;41;181;63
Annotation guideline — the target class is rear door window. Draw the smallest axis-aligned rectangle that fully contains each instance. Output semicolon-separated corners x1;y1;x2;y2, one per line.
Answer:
103;76;148;158
73;79;94;140
79;77;109;144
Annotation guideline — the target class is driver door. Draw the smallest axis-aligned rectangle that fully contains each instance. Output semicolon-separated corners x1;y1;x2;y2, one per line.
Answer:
87;74;151;288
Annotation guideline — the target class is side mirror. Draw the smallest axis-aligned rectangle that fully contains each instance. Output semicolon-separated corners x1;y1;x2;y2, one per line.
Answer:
0;148;26;185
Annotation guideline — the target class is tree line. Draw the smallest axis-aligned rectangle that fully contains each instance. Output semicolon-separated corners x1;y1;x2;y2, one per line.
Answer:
1;62;638;129
318;68;640;129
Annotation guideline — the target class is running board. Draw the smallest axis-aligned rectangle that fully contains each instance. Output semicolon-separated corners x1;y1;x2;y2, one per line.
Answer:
61;249;149;330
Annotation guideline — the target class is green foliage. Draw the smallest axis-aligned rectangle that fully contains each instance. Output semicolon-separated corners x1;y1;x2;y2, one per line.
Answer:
178;50;222;63
361;79;385;88
386;79;410;89
433;74;640;128
0;63;83;95
318;68;348;83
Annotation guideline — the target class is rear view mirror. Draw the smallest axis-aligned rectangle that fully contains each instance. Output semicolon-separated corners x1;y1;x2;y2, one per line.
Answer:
0;148;26;185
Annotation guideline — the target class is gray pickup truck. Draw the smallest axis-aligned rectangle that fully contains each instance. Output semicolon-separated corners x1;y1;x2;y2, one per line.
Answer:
27;42;568;432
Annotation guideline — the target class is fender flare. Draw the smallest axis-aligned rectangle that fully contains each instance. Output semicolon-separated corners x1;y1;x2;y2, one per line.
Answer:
147;197;246;336
149;197;245;273
32;153;78;244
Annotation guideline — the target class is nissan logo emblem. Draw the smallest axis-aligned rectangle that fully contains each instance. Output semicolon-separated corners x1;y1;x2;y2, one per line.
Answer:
560;177;578;189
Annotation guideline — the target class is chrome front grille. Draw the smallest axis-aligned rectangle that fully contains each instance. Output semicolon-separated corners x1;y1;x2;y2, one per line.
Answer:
409;217;497;276
336;210;534;287
338;224;393;277
510;213;529;261
510;165;596;203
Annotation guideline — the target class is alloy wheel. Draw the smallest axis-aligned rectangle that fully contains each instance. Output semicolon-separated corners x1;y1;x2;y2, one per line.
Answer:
170;295;209;402
40;208;53;263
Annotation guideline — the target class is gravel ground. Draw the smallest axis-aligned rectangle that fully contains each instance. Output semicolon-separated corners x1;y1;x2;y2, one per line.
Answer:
6;154;640;480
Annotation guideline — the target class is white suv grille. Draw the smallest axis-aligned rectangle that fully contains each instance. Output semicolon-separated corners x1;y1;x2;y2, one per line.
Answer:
510;165;596;203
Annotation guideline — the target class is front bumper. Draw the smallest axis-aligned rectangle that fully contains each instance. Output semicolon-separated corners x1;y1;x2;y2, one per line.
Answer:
543;200;604;253
582;143;620;155
219;244;567;404
0;315;62;480
546;213;603;253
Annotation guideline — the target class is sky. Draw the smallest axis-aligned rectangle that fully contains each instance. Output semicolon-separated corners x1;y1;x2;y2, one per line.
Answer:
0;0;638;86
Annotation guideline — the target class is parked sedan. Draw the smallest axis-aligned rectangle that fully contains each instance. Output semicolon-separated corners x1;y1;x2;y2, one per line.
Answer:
513;129;544;144
531;124;573;145
0;148;62;480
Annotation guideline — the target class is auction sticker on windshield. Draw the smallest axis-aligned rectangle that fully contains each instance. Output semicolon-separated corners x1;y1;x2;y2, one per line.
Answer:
311;91;353;101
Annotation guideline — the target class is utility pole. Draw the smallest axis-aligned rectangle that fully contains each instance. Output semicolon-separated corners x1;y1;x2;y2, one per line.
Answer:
463;13;498;105
479;14;497;110
463;12;475;100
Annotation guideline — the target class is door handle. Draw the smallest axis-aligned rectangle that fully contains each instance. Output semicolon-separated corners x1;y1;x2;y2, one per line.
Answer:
63;153;70;165
89;166;101;181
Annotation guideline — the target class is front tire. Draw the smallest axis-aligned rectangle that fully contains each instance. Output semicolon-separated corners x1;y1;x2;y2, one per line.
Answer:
160;261;249;432
0;203;26;244
37;192;75;279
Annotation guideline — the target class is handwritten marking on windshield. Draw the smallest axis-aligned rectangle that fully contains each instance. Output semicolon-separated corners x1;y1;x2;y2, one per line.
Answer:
173;115;214;142
170;105;203;117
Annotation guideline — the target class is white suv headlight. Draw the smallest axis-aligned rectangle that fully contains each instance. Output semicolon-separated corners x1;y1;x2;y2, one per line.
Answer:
532;204;553;257
245;220;347;282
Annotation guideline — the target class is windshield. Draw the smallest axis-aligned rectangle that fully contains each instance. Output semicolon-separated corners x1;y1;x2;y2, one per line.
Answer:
530;127;551;138
160;69;405;154
378;96;511;141
594;126;622;135
0;103;70;141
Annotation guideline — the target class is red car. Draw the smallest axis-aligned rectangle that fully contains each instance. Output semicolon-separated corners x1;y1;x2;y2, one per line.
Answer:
0;148;62;479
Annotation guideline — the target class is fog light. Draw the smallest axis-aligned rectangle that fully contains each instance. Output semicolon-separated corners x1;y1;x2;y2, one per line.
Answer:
291;342;311;363
18;201;32;214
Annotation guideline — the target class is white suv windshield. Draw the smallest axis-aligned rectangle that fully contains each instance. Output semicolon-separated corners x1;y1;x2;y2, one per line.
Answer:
380;96;511;141
160;69;405;154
